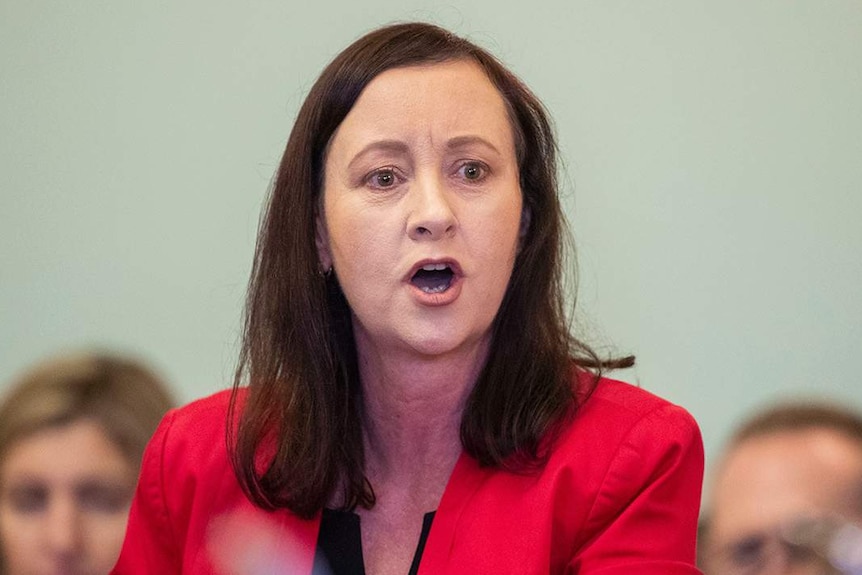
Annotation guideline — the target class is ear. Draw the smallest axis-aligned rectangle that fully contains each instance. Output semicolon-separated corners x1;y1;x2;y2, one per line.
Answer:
315;211;332;272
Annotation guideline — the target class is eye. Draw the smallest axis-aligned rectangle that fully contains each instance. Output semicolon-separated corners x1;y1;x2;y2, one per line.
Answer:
726;535;767;571
3;483;49;514
366;168;401;190
76;481;132;514
457;161;488;183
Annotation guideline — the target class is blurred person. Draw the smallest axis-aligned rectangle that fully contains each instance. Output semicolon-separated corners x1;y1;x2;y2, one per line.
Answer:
0;352;175;575
115;22;704;574
699;401;862;575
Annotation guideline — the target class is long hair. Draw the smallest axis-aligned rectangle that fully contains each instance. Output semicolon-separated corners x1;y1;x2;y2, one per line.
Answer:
229;22;633;519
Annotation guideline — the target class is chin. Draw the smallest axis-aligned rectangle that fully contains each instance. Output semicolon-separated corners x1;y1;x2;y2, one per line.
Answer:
408;340;462;359
404;329;489;360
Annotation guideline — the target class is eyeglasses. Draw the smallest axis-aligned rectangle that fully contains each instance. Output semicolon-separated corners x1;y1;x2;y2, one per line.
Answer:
705;516;862;575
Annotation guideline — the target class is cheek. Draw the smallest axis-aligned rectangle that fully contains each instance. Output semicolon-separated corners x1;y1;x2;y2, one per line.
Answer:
474;197;523;261
332;235;401;310
0;511;38;569
323;196;365;262
326;205;399;278
83;510;131;565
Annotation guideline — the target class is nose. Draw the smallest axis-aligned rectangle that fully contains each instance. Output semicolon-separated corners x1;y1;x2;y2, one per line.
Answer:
45;495;82;557
407;173;456;240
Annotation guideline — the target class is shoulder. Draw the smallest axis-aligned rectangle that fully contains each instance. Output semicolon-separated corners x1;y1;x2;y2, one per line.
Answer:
159;388;235;442
562;372;701;454
149;387;251;488
547;372;704;507
447;374;704;571
115;387;319;573
143;387;237;486
136;387;251;523
551;374;704;569
581;372;692;420
133;389;253;550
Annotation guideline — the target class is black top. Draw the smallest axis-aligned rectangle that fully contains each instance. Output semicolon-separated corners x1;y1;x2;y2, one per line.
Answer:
312;509;436;575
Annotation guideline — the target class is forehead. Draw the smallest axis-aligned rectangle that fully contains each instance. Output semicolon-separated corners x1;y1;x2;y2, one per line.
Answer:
0;419;131;482
328;59;515;154
709;428;862;537
721;428;862;483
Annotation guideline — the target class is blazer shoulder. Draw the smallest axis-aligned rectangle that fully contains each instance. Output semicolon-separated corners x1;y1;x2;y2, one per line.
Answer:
560;376;704;571
169;388;234;426
168;386;241;435
153;388;240;474
582;375;698;432
554;374;702;467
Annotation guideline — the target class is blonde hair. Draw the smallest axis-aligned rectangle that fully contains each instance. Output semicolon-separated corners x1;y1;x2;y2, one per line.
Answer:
0;352;175;470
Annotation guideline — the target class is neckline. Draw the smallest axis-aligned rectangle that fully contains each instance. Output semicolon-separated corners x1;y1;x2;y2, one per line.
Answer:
310;450;491;575
413;451;490;575
315;508;437;575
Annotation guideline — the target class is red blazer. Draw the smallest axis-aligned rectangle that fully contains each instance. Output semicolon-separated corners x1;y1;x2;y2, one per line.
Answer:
113;376;704;574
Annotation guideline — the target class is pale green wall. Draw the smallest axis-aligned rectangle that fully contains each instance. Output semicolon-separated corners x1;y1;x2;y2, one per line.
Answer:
2;1;861;467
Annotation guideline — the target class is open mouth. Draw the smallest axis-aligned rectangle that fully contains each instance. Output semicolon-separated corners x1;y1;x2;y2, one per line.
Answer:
411;263;455;294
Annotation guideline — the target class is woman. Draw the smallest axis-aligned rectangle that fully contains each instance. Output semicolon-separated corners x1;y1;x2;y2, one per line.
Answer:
0;352;174;575
114;22;704;574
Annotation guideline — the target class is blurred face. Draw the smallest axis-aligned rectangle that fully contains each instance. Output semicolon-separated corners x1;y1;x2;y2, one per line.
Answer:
318;59;525;361
0;419;136;575
704;429;862;575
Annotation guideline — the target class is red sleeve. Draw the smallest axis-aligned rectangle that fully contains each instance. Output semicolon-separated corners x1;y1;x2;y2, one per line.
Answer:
112;409;182;574
570;404;705;574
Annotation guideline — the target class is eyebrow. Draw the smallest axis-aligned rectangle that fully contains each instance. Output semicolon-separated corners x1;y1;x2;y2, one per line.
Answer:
445;135;502;156
347;140;410;172
346;135;504;172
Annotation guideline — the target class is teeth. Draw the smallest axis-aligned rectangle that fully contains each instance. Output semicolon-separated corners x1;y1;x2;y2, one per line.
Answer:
420;284;449;294
421;263;449;271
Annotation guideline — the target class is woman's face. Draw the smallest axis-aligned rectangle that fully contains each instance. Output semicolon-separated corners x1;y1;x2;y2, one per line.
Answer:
0;419;136;575
318;59;525;361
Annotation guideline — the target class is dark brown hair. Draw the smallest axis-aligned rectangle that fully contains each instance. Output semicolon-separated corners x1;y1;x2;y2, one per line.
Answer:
229;21;632;519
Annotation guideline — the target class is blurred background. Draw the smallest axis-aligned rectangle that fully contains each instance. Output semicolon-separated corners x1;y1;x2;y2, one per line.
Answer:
2;0;860;467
